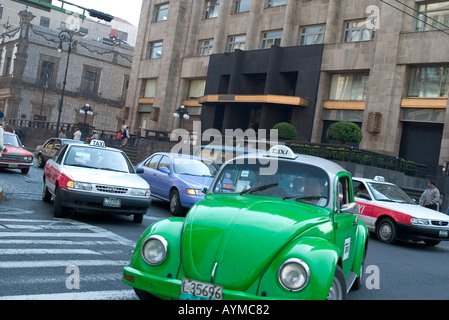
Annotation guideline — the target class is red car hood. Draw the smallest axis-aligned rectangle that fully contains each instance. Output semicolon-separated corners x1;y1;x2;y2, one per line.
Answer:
2;145;33;157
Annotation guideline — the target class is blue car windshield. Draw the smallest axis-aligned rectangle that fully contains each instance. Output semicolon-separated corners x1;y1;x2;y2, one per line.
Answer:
173;158;217;177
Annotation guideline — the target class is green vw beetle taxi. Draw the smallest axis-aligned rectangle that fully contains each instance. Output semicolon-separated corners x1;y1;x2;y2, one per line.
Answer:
123;145;369;300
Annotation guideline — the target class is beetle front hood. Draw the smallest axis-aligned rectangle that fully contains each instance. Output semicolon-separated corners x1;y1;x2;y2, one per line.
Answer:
181;194;330;291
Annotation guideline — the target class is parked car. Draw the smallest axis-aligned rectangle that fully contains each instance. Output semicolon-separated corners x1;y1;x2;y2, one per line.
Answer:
136;153;218;216
123;145;369;300
35;137;85;168
353;176;449;246
42;139;151;223
0;131;34;174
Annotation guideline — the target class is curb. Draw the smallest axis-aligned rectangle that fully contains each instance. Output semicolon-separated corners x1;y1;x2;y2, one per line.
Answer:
0;186;3;201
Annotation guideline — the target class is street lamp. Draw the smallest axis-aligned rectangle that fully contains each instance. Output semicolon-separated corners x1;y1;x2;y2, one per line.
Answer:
80;103;93;124
173;105;190;128
55;30;74;137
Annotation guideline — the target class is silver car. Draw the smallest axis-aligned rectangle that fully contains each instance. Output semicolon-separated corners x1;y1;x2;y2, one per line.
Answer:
42;140;151;223
35;137;85;168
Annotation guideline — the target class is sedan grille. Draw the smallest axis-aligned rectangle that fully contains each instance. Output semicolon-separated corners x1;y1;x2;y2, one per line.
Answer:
2;155;28;161
95;185;128;194
431;220;449;226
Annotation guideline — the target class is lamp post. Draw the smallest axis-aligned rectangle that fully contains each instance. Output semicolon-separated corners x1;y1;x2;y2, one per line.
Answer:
80;103;93;124
55;30;74;137
173;105;190;128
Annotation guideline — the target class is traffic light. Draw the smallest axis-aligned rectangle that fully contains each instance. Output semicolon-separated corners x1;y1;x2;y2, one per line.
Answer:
87;9;114;22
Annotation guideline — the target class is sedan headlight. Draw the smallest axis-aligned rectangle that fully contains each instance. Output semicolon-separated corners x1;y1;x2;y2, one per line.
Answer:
186;188;203;196
410;218;430;226
278;258;310;292
73;181;92;191
131;188;150;197
141;235;168;266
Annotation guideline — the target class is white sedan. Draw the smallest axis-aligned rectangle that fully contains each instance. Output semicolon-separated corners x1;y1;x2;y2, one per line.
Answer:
42;140;151;223
353;177;449;246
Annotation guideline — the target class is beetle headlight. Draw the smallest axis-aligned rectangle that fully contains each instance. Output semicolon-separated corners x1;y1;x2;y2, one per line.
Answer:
278;258;310;292
141;235;168;266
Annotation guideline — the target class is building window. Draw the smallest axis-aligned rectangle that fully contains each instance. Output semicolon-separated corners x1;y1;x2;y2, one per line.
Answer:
227;35;246;52
329;73;369;101
148;41;163;59
198;39;214;56
38;61;54;88
266;0;287;7
416;2;449;32
155;3;169;22
82;70;98;98
188;79;206;99
205;0;220;19
261;30;282;49
3;57;11;75
232;0;251;14
299;25;325;45
143;79;157;98
40;16;50;28
408;66;449;98
343;19;375;42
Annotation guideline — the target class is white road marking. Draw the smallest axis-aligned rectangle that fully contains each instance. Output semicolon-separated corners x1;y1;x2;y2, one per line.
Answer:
0;290;136;300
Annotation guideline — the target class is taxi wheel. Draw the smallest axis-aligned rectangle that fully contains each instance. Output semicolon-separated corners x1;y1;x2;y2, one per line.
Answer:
133;214;143;223
170;189;183;216
42;184;51;203
134;288;158;300
53;188;67;218
327;265;347;300
376;217;397;244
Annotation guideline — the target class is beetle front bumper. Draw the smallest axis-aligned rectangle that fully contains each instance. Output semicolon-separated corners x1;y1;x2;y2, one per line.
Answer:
122;266;270;300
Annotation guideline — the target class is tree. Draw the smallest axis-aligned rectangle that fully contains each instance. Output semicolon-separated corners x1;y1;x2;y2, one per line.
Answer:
273;122;297;140
326;121;362;145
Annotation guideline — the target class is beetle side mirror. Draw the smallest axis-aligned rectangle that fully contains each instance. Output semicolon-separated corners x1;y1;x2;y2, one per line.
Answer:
341;202;360;215
201;187;208;194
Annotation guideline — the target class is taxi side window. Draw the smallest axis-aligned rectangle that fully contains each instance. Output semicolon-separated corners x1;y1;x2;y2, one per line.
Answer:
55;145;68;164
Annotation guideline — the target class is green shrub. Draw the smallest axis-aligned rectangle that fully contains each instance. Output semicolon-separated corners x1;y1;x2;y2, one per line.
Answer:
326;121;362;145
273;122;297;140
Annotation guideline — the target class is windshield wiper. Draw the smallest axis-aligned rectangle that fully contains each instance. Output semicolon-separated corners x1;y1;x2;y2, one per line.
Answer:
284;195;323;203
240;183;278;195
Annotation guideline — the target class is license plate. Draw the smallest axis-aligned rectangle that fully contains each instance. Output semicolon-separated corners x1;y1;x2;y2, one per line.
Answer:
180;279;223;300
439;230;448;237
103;198;121;208
8;163;18;168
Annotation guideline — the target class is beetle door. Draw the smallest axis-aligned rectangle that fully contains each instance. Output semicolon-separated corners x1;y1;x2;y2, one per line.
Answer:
333;174;358;276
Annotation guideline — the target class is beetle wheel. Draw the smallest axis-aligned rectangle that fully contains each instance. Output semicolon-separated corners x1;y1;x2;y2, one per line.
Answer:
327;265;347;300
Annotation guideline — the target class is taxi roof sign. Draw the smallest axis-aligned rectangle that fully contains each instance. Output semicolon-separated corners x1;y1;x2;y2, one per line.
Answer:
267;145;296;159
90;139;106;147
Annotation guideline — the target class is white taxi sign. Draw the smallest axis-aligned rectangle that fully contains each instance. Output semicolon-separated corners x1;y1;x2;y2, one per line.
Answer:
267;145;296;159
90;139;106;147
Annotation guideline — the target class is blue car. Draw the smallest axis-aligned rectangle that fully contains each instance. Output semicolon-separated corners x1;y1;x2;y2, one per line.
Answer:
136;153;219;215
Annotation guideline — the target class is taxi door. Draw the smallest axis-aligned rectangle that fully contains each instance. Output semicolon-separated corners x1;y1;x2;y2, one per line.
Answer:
333;174;358;276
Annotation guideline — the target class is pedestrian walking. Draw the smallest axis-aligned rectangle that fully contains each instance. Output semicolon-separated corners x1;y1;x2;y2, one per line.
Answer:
0;111;6;156
121;125;130;147
73;128;82;140
116;130;121;145
91;130;100;140
59;129;67;138
419;181;440;211
133;127;141;148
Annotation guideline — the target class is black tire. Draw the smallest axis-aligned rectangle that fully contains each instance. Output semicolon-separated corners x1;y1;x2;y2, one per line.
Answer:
133;214;143;223
53;188;67;218
169;189;183;216
37;154;45;168
376;217;398;244
327;265;347;300
21;167;29;174
134;288;158;300
42;183;51;203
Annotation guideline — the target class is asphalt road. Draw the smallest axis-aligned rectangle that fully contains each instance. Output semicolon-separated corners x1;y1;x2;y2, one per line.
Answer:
1;162;449;300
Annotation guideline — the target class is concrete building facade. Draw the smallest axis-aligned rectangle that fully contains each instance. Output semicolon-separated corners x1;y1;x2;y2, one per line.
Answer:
127;0;449;174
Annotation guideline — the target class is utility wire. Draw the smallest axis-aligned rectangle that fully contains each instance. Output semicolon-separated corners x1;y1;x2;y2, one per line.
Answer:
392;0;449;30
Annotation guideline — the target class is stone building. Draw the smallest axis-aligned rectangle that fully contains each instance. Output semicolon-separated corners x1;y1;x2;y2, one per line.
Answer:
0;2;134;137
127;0;449;174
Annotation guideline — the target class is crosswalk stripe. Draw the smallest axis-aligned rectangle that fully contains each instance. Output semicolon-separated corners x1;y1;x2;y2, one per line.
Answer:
0;249;101;255
0;259;129;269
0;290;136;300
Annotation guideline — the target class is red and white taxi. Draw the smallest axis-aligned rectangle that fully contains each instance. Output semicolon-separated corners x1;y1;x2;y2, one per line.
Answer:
0;131;34;174
353;177;449;246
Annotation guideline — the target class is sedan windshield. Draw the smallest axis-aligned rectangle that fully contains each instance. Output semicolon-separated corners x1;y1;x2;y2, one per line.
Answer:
4;134;21;147
367;182;414;204
173;157;217;177
64;146;134;173
212;159;329;206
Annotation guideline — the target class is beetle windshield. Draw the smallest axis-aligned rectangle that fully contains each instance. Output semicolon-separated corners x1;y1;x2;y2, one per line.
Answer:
367;182;414;204
64;146;134;173
212;159;329;206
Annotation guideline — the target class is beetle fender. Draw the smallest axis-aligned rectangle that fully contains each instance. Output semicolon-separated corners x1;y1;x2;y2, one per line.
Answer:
258;236;340;300
352;222;369;276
